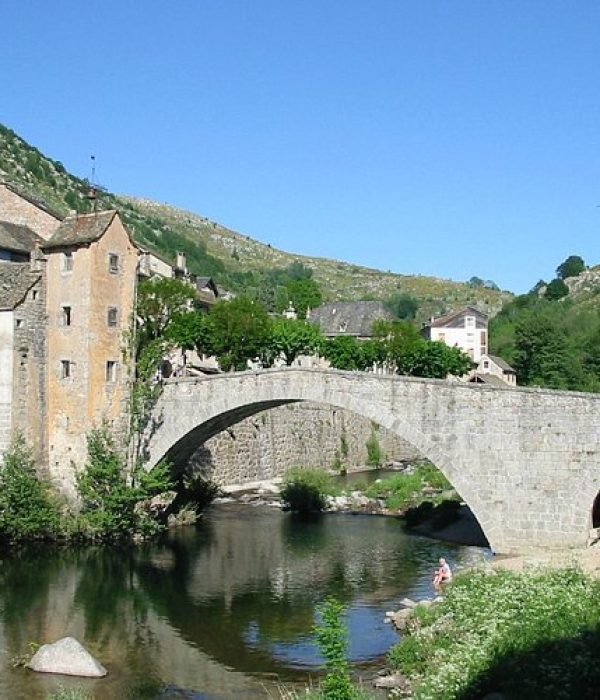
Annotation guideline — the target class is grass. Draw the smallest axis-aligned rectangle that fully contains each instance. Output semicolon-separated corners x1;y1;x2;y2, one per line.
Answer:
363;462;455;512
387;567;600;699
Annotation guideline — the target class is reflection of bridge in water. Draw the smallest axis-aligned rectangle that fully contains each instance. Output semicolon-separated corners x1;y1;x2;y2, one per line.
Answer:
144;368;600;553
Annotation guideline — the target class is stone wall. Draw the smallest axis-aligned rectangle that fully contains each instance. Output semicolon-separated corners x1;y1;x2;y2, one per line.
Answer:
0;183;61;240
11;269;47;470
189;402;420;486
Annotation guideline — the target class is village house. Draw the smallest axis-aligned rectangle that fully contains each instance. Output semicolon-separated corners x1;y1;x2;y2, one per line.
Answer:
39;211;138;493
0;257;47;466
0;181;62;240
308;301;395;339
470;353;517;387
421;306;488;363
0;181;222;486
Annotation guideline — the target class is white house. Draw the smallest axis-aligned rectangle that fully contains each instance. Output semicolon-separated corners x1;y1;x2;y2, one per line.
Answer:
421;306;488;363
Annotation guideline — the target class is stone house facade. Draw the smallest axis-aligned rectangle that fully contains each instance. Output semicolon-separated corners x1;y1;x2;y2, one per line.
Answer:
421;306;488;362
41;211;138;493
0;181;61;240
0;259;47;467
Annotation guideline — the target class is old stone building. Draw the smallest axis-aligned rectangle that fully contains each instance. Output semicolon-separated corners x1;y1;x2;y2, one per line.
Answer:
41;211;138;493
0;259;47;466
0;181;61;240
308;301;395;339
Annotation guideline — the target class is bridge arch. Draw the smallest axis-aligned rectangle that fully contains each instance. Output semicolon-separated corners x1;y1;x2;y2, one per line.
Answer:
143;368;600;554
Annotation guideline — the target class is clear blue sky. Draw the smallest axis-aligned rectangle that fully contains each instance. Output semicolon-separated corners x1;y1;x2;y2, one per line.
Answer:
2;1;599;293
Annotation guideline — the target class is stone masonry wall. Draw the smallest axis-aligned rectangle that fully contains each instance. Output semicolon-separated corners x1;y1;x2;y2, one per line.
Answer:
189;402;420;486
0;184;61;240
12;269;47;471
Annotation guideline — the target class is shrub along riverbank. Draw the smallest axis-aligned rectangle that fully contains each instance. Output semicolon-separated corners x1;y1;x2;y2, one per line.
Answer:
0;431;213;545
279;461;457;516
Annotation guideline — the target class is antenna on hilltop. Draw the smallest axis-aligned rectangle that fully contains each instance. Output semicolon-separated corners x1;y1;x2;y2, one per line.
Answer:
86;154;107;213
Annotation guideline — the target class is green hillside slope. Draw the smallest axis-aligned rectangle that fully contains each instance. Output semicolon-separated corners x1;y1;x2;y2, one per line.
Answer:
0;123;509;319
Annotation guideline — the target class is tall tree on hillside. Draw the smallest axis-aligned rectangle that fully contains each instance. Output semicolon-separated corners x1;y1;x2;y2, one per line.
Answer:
556;255;585;280
513;314;570;387
384;292;419;320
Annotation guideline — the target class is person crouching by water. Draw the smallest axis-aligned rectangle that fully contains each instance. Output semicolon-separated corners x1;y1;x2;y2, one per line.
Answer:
433;558;452;587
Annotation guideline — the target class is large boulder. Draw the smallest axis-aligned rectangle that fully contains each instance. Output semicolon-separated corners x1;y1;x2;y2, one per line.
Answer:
29;637;107;677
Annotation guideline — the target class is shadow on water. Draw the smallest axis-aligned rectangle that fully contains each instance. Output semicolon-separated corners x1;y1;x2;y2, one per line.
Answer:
455;628;600;700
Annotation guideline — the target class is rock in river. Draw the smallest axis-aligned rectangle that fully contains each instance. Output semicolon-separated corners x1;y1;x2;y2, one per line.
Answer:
29;637;107;677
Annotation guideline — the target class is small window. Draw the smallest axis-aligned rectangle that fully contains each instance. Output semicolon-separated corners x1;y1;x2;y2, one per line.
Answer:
32;289;38;301
465;316;475;328
106;360;117;382
483;360;489;369
108;254;120;274
107;307;118;327
60;360;72;379
62;306;72;327
63;251;74;272
15;318;24;329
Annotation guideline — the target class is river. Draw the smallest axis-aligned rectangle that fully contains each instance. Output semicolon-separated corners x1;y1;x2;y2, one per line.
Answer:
0;502;489;699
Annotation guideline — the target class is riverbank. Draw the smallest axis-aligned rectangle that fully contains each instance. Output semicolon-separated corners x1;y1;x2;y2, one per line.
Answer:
384;565;600;699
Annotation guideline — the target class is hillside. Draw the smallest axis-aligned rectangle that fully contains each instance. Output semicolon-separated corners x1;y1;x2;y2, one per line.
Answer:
0;123;509;320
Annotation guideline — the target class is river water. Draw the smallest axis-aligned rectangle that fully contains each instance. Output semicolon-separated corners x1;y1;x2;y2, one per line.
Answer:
0;503;489;699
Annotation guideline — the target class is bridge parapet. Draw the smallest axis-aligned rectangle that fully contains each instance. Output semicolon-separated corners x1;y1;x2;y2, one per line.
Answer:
145;368;600;554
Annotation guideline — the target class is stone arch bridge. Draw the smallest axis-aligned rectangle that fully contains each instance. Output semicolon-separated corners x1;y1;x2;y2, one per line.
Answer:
143;368;600;554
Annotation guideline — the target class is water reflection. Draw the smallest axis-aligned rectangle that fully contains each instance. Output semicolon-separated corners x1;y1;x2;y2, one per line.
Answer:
0;504;488;699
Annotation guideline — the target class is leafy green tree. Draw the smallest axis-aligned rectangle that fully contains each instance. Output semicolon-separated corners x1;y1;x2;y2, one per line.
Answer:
384;292;419;320
165;311;213;356
321;336;363;370
399;340;472;379
277;277;323;319
207;297;272;371
136;278;196;355
77;428;172;538
513;313;570;387
268;317;323;366
556;255;585;280
0;435;61;541
545;278;569;301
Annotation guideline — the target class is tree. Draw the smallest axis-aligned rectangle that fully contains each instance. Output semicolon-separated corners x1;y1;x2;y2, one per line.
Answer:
136;277;196;355
0;435;60;541
207;297;272;371
384;292;419;320
165;311;213;356
277;277;323;319
513;313;570;387
269;318;323;366
399;340;473;379
321;336;363;370
556;255;585;280
544;278;569;301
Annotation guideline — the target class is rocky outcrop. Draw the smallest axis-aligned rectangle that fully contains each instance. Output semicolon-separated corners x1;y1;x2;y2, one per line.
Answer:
28;636;107;677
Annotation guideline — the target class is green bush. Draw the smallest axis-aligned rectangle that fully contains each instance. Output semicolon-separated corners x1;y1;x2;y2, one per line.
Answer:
280;467;332;513
76;428;172;539
0;435;61;542
313;598;355;700
365;431;383;466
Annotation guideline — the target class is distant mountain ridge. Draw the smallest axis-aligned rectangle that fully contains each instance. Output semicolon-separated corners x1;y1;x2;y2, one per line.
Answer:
0;122;510;320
